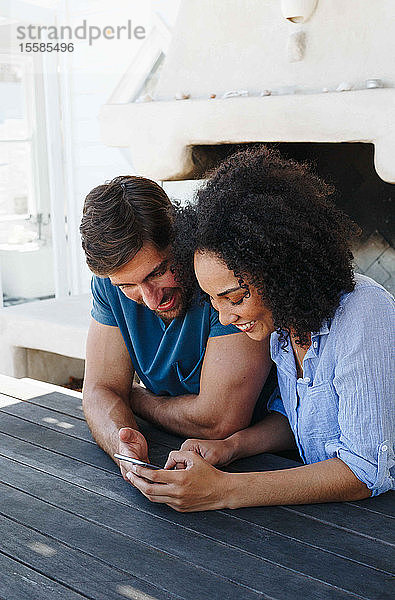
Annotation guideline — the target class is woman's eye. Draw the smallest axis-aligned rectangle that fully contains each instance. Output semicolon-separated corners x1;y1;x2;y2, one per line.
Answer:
230;297;244;306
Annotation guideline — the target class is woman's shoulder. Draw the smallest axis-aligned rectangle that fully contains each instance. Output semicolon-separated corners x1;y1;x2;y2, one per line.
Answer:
332;273;394;336
339;273;393;310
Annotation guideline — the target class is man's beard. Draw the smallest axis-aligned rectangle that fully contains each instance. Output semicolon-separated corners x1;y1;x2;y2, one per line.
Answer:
135;287;188;323
153;288;188;323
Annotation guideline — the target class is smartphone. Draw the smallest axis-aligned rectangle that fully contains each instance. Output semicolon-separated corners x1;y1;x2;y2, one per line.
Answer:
114;453;162;470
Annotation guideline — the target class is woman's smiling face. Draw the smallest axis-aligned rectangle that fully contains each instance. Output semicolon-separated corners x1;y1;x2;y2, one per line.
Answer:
194;251;275;341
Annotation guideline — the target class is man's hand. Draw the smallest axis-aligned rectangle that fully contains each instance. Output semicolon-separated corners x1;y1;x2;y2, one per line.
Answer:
118;427;149;481
180;437;237;467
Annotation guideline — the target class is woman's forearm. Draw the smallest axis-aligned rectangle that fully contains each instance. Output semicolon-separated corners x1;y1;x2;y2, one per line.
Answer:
225;457;371;509
228;412;296;461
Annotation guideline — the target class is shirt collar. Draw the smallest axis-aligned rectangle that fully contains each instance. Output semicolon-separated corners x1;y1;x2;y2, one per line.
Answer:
312;318;330;338
271;318;332;361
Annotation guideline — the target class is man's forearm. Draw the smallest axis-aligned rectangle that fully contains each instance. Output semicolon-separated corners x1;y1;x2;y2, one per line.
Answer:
130;383;225;438
83;386;138;458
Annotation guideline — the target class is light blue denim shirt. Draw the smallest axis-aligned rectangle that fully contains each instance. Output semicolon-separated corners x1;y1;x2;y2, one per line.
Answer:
268;274;395;497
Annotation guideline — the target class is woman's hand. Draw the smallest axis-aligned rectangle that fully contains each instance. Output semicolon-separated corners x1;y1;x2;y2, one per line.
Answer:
180;437;238;467
126;450;232;512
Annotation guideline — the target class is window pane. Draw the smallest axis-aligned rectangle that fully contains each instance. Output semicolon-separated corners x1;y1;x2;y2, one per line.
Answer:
0;141;31;216
134;51;166;100
0;60;29;140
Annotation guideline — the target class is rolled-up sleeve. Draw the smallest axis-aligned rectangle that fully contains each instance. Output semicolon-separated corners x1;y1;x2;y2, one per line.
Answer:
328;286;395;496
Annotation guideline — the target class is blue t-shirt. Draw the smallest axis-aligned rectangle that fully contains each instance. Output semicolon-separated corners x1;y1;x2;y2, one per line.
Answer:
91;276;239;396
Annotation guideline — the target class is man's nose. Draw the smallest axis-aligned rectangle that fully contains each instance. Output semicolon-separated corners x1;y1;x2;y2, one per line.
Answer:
140;282;162;310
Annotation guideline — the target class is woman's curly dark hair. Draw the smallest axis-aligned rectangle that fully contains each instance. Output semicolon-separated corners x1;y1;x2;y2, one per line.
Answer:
171;206;200;309
172;146;361;346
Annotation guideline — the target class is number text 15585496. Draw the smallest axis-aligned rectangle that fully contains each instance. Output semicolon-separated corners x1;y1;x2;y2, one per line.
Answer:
19;43;74;52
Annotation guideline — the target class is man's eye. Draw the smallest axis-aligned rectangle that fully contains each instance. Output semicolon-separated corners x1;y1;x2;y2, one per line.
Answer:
152;267;167;278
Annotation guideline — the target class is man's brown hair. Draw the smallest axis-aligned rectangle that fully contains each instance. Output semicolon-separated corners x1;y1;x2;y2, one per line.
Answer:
80;175;173;276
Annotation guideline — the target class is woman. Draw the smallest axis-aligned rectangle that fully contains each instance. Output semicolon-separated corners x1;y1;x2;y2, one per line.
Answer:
126;148;395;511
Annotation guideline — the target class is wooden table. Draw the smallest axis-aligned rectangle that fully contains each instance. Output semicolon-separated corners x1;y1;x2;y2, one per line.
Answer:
1;379;394;600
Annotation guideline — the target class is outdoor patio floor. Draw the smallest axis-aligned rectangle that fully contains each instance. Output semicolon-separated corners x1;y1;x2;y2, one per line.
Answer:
0;379;394;600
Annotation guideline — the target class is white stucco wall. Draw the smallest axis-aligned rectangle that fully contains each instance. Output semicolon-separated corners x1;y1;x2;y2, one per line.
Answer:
157;0;395;98
100;0;395;182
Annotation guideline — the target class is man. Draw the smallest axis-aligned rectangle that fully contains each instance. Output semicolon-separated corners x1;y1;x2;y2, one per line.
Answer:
80;175;272;480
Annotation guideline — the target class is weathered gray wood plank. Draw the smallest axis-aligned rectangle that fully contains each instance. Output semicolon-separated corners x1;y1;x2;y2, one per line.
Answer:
1;430;393;577
0;393;184;452
0;390;86;419
0;552;89;600
278;503;395;544
0;483;268;600
2;390;394;600
14;391;185;449
0;412;170;470
0;402;94;442
1;456;393;600
2;401;393;545
0;515;180;600
348;495;395;518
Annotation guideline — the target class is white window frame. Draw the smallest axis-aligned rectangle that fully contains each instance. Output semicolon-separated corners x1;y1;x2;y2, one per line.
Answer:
107;13;171;104
0;0;76;300
0;53;37;220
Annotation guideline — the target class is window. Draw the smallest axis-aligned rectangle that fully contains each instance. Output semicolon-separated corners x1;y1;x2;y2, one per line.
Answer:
0;56;35;220
108;14;171;104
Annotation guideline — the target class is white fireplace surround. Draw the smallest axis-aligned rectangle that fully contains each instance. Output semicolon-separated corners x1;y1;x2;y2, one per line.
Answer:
100;89;395;182
99;0;395;182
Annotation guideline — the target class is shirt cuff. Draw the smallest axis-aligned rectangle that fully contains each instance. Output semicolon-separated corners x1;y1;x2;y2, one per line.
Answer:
325;439;394;497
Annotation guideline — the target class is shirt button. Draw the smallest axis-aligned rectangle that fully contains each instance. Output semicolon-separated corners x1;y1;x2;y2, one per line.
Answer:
381;445;388;452
304;376;311;383
313;341;318;348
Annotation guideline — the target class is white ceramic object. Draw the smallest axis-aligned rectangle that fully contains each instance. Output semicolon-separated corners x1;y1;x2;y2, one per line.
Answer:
366;79;383;89
222;90;249;99
175;92;190;100
336;82;352;92
281;0;318;23
135;93;153;103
